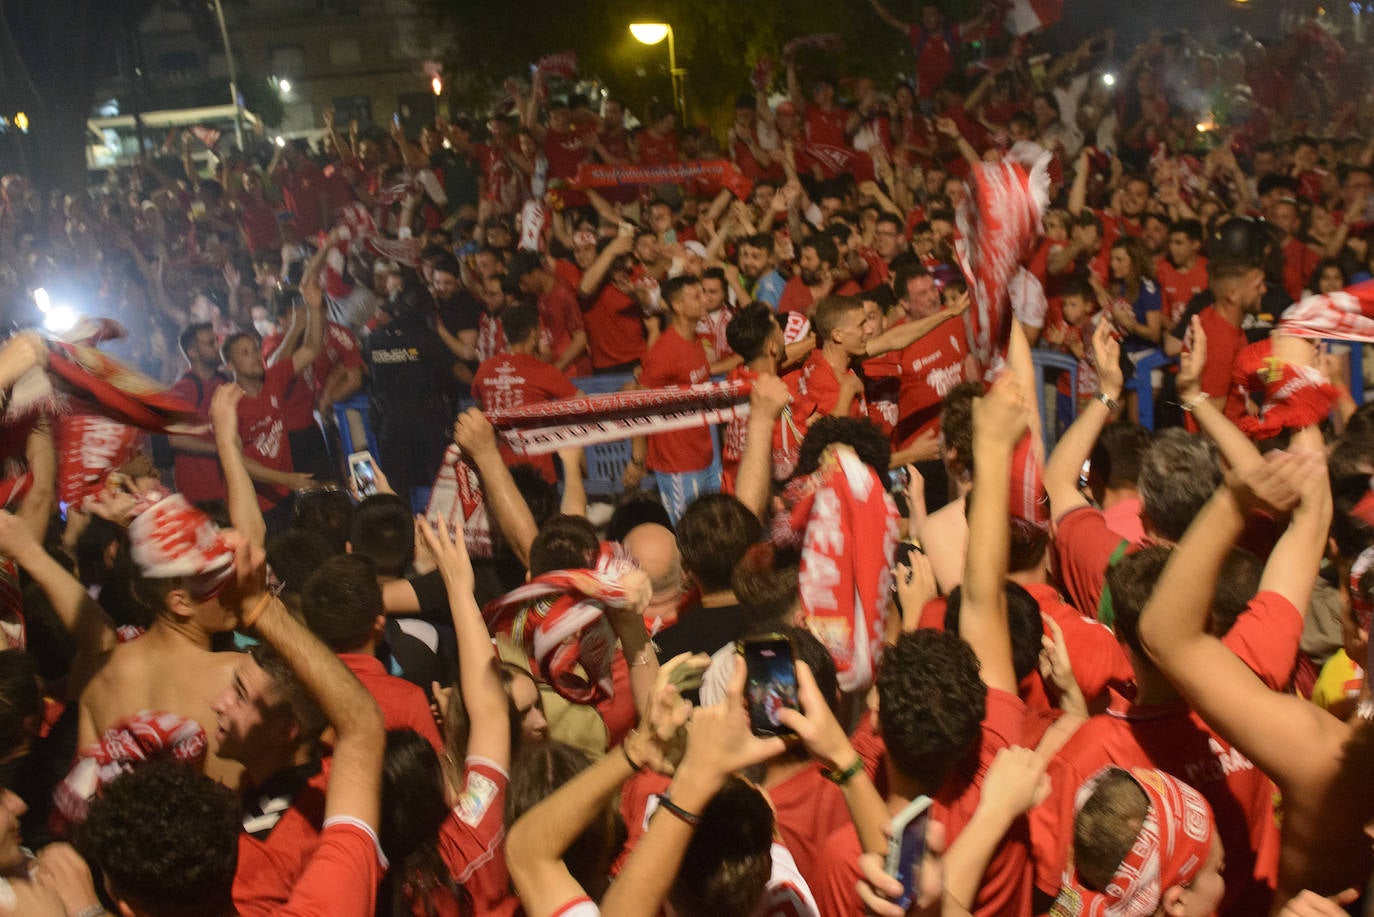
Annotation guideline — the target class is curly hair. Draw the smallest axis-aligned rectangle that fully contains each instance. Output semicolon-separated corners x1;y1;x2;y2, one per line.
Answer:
876;630;986;788
794;417;891;485
77;761;241;917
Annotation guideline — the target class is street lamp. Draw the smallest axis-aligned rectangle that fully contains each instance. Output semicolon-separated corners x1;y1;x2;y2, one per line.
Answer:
630;22;686;124
210;0;244;150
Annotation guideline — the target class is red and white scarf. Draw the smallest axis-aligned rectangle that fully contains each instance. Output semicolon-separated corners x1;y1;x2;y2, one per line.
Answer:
571;160;753;201
784;444;899;693
1052;767;1215;917
1276;281;1374;341
483;547;637;704
426;444;494;559
1230;338;1339;440
55;710;208;825
126;489;237;600
488;378;752;456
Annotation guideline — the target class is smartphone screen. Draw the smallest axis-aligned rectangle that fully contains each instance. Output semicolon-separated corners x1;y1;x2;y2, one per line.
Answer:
743;636;799;737
885;797;932;910
349;451;379;498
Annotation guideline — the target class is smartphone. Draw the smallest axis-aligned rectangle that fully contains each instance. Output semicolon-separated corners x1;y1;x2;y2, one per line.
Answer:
885;796;933;910
742;634;800;738
348;450;380;498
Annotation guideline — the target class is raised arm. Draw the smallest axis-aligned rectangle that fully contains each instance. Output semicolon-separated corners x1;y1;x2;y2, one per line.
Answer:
866;291;968;356
453;409;539;568
734;374;792;522
240;551;385;826
211;384;267;550
290;253;328;374
960;375;1030;694
0;510;115;698
1138;455;1346;794
868;0;912;32
579;234;635;298
17;419;55;543
1044;320;1121;518
418;518;510;769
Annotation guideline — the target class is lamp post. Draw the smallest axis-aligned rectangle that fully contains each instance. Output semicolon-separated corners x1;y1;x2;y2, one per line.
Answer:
210;0;244;150
630;22;686;124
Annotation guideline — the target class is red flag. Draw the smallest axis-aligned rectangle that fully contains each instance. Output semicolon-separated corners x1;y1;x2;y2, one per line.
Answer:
570;160;753;200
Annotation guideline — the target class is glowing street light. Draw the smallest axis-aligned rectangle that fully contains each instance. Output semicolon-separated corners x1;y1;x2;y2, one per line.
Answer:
13;112;28;133
630;22;686;123
278;78;292;95
431;75;443;96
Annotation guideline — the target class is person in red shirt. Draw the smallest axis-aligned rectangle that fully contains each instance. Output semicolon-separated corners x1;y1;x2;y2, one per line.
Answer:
778;236;859;317
221;277;324;526
888;265;971;456
579;235;650;372
634;103;681;166
789;295;871;428
627;275;718;522
1030;546;1287;916
298;554;443;753
472;303;580;483
785;64;852;159
273;142;331;238
233;170;284;258
511;253;591;376
1156;219;1209;326
813;376;1036;917
1175;261;1265;426
169;322;232;504
868;0;985;98
524;76;593;208
1267;196;1322;302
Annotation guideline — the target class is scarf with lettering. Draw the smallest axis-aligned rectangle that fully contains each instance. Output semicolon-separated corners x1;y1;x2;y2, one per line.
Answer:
55;710;208;826
784;444;899;693
425;443;495;559
127;489;237;600
1051;767;1215;917
482;546;637;704
570;160;753;201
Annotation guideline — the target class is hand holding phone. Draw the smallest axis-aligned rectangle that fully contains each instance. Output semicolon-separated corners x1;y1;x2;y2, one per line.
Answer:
885;796;933;911
348;450;380;499
742;634;800;738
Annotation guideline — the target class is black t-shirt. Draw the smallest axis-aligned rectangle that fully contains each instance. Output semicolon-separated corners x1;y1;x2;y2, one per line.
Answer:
364;313;452;417
654;602;745;662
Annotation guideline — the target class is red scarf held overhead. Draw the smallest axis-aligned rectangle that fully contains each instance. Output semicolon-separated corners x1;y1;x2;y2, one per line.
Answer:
1230;338;1339;440
570;160;753;201
785;444;899;693
483;546;637;704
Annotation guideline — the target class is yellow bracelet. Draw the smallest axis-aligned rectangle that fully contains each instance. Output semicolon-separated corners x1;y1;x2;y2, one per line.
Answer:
240;593;276;631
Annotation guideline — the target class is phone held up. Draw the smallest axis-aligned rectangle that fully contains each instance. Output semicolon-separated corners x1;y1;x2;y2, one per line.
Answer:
741;634;800;739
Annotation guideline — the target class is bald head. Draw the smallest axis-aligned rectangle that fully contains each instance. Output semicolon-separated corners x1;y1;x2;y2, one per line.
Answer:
622;523;683;601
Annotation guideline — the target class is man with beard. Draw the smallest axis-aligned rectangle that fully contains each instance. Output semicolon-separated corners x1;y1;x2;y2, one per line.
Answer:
737;233;787;310
777;236;859;316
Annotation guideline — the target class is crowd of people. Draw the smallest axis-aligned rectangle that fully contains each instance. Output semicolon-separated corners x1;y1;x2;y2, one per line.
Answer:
4;3;1374;916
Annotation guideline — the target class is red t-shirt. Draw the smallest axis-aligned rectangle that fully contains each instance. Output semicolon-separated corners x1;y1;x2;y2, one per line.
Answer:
859;249;892;291
472;352;579;482
275;160;328;237
907;25;963;97
1030;690;1280;916
539;278;592;377
585;285;645;370
437;758;518;917
1052;505;1136;619
778;277;815;316
1156;256;1209;326
891;315;967;448
237;361;297;509
1022;582;1132;705
813;689;1033;917
635;128;680;165
239;197;283;254
277;819;383;917
790;349;867;427
339;654;443;755
639;326;713;473
765;764;854;892
1195;305;1249;422
554;259;584;293
805;107;850;149
1282;237;1321;301
261;322;364;432
862;348;902;440
170;370;229;504
233;763;329;917
544;128;590;180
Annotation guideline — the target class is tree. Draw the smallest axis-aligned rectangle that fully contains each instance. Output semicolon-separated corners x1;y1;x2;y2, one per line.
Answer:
1;0;161;189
